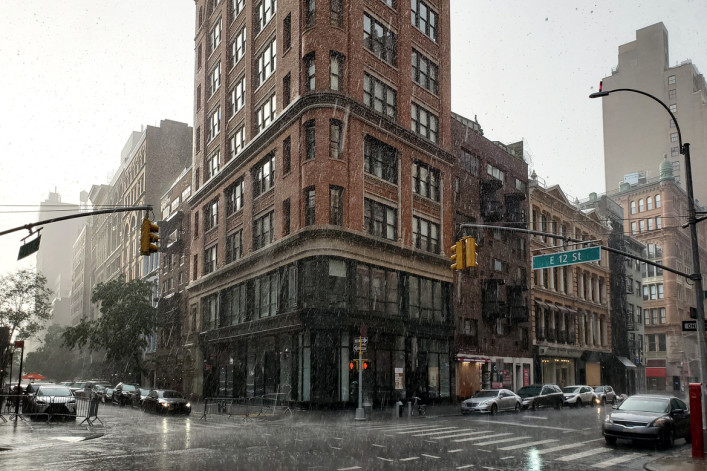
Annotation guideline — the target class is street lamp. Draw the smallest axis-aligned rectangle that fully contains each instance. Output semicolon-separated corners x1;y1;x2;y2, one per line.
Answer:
590;85;706;423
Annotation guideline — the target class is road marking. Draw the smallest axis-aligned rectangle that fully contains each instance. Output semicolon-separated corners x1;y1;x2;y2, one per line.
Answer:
371;444;385;448
411;427;460;436
456;466;474;469
497;439;558;450
454;433;512;443
333;437;344;440
488;420;576;432
397;426;454;434
337;467;362;470
555;448;613;462
330;446;342;450
448;449;463;453
433;431;486;440
592;453;644;468
536;439;604;455
522;415;548;420
400;457;419;462
421;454;440;459
369;424;436;431
377;457;393;462
472;436;530;446
500;456;514;460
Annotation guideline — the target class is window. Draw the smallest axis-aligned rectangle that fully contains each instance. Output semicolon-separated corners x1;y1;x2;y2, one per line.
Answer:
668;75;675;85
659;307;666;324
363;73;397;119
209;62;221;97
195;126;201;153
283;14;291;50
208;106;221;142
364;198;397;240
254;271;279;318
196;85;201;111
630;201;636;214
670;132;678;142
225;230;243;263
330;52;343;91
329;119;344;159
330;0;343;27
305;53;316;91
222;283;246;326
639;220;645;233
230;27;246;68
411;0;438;41
256;0;276;34
255;94;276;133
283;136;291;173
357;263;398;314
305;0;315;28
228;76;246;118
411;102;438;143
197;43;202;70
256;38;277;87
668;89;676;100
204;245;217;274
253;211;274;249
648;218;654;231
202;293;219;329
671;146;679;157
638;199;644;212
656;216;662;229
329;185;343;226
304;187;316;225
363;12;397;66
647;196;653;210
658;333;666;351
413;216;439;253
460;149;479;175
411;48;439;94
364;135;397;183
283;73;291;106
204;199;219;231
253;153;275;197
408;274;443;322
225;178;244;215
655;194;661;208
229;126;245;160
232;0;245;18
193;211;199;238
209;18;222;54
669;104;677;112
304;120;316;159
206;149;220;179
412;161;440;201
283;198;290;235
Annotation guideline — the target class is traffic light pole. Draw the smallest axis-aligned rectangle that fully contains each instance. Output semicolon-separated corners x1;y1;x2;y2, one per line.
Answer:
355;336;365;421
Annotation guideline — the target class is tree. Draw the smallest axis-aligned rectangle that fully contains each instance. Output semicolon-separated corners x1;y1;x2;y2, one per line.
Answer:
0;269;53;341
63;277;156;380
24;325;82;381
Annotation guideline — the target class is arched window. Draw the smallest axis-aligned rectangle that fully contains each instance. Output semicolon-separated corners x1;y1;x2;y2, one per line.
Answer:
630;201;636;214
638;199;644;212
647;196;653;210
655;194;661;208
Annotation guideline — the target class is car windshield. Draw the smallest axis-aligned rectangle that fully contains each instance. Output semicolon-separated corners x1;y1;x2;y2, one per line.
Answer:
594;386;605;392
140;389;150;395
473;390;499;398
38;388;72;397
619;397;670;413
562;387;581;394
122;385;137;392
517;386;541;396
160;390;184;399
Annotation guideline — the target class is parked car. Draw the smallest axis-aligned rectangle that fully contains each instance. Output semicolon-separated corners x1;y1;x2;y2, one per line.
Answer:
136;388;151;407
461;389;521;415
112;383;141;407
516;384;564;410
24;384;77;421
562;385;596;407
104;387;114;403
602;394;691;448
142;389;192;415
74;380;112;398
593;385;617;405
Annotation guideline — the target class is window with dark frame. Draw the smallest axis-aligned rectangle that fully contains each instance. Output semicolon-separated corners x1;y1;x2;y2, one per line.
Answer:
304;187;316;225
411;0;438;41
329;119;343;159
225;178;244;215
283;73;291;106
253;211;274;250
283;14;292;50
364;72;397;120
203;244;217;274
413;216;439;253
364;198;397;240
329;185;343;226
305;0;315;28
363;12;397;66
204;198;219;231
329;51;344;91
412;160;440;201
283;198;291;235
225;229;243;263
411;102;438;143
411;48;439;95
253;153;275;197
364;135;397;183
305;52;316;91
330;0;343;27
305;120;316;160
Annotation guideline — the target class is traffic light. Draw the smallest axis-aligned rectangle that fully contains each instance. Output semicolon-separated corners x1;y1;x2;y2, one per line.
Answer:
349;361;355;371
450;240;465;270
140;218;159;255
464;237;478;268
362;360;369;370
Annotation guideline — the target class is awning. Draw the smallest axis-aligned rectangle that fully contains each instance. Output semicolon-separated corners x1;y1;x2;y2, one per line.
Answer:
556;305;570;314
616;356;637;368
535;300;549;309
456;353;490;363
646;367;667;378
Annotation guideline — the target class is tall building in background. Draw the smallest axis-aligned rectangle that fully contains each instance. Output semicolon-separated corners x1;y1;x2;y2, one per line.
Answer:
600;22;707;202
188;0;455;405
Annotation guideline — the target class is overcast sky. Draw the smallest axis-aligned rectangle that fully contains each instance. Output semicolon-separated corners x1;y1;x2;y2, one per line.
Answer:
1;0;706;275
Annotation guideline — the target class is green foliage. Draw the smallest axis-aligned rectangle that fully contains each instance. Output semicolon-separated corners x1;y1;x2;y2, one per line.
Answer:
0;269;53;341
62;277;156;377
24;325;82;381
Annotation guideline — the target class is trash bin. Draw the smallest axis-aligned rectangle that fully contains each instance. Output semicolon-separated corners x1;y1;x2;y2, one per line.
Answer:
394;401;403;418
407;401;412;416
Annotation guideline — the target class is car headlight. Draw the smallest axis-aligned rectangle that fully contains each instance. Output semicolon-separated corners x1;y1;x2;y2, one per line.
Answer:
185;402;191;408
650;417;669;427
604;414;612;423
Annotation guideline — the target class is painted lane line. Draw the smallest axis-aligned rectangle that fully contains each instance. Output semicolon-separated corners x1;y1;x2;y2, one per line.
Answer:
497;439;558;451
448;449;463;453
396;426;454;434
536;439;604;455
500;456;514;460
487;420;575;432
333;437;344;440
592;453;644;468
472;436;531;446
330;446;342;450
454;433;513;443
555;448;613;462
432;431;486;440
399;457;419;462
425;440;437;444
371;423;440;431
411;427;460;436
371;444;385;448
377;457;393;462
456;466;474;470
421;454;440;459
337;467;362;470
522;415;548;420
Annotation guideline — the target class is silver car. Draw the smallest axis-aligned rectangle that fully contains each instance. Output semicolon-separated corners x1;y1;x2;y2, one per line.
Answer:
24;385;77;421
593;385;617;405
461;389;521;415
562;385;596;407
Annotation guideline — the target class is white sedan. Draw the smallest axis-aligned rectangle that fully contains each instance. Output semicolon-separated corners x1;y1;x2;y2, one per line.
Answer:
562;385;596;407
461;389;522;415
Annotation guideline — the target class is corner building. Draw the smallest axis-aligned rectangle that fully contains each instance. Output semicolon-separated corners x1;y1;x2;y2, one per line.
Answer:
189;0;455;406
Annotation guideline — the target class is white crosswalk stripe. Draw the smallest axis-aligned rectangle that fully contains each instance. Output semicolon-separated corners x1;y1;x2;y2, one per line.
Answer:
555;448;613;462
396;426;456;435
432;431;486;440
497;439;558;450
535;439;603;455
410;427;461;436
592;453;644;468
472;436;531;446
454;432;513;443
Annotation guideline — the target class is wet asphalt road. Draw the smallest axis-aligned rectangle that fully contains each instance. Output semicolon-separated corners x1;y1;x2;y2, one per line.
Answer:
0;402;691;470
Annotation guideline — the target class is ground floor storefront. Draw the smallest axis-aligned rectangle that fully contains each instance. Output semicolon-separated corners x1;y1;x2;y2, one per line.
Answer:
455;353;534;399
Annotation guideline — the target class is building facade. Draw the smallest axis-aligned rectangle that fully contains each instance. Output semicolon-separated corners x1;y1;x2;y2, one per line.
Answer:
189;0;456;406
529;181;613;388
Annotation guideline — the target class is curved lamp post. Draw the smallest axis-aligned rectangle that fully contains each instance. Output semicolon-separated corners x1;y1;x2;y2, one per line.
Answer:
590;86;706;429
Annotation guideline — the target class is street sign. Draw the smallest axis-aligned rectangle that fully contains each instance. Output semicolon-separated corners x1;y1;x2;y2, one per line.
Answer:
17;236;41;260
682;320;707;332
353;344;367;352
532;246;601;270
354;336;368;352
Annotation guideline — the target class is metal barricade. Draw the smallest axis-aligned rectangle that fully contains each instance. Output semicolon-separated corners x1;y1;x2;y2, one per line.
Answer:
77;396;103;426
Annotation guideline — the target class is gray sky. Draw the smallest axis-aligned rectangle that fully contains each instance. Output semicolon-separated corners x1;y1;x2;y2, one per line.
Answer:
1;0;706;274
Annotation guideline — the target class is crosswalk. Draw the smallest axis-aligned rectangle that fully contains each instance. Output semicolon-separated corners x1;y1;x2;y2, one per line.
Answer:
337;422;652;470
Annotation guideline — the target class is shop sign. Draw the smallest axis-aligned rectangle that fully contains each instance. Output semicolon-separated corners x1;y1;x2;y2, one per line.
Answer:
394;368;404;390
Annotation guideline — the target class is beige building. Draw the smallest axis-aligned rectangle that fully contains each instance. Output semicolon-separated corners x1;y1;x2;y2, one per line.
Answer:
529;180;612;388
599;22;707;203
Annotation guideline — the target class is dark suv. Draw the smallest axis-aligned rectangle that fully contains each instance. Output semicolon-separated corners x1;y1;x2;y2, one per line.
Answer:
517;384;564;410
112;383;141;407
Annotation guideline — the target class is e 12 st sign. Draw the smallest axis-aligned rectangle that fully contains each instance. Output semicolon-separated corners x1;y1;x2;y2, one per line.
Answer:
532;246;601;270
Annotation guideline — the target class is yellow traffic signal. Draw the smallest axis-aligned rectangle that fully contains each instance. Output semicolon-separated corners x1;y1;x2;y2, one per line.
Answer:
450;240;465;270
464;237;478;267
140;218;159;255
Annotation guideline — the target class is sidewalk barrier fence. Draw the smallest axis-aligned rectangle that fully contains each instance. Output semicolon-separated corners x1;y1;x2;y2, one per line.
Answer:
77;395;103;426
1;393;89;423
200;384;292;421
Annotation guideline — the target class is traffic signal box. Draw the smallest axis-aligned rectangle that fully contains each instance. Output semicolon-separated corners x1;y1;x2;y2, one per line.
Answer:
140;218;159;255
349;359;370;371
450;237;478;270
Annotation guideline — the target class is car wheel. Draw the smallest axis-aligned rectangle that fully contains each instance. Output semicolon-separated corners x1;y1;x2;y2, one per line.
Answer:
659;427;674;449
685;432;692;443
530;401;537;411
576;399;582;408
490;404;498;415
590;398;595;408
514;403;520;413
601;397;606;405
554;400;561;410
605;436;617;445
